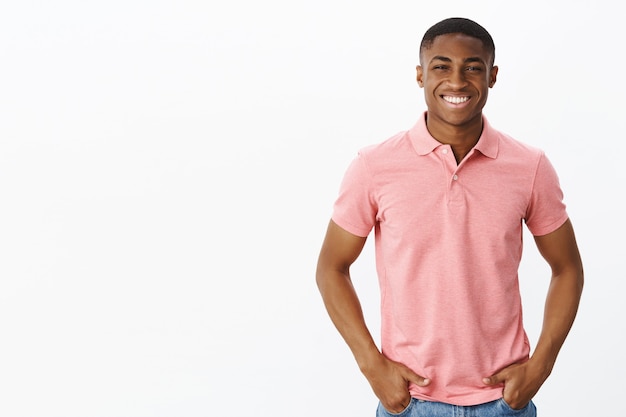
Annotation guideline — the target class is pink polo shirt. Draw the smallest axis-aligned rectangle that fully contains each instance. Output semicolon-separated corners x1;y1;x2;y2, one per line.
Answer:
332;112;568;406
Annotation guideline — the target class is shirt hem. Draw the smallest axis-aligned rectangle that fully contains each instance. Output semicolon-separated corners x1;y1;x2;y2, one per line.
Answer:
410;389;503;407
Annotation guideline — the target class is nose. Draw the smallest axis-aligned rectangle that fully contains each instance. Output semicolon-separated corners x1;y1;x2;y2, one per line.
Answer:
448;68;468;88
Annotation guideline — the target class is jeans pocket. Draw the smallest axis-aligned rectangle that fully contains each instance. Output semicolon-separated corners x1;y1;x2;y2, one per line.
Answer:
498;398;536;416
376;398;414;416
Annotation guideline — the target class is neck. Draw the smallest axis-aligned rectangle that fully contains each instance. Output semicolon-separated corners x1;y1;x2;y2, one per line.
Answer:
425;113;483;163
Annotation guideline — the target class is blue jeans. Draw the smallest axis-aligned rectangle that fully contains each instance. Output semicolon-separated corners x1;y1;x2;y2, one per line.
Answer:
376;398;536;417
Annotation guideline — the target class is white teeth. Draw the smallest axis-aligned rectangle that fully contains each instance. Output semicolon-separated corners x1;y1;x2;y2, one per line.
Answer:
443;96;469;104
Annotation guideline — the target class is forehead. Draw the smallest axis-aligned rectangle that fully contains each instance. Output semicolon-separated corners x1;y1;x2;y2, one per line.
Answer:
421;33;491;63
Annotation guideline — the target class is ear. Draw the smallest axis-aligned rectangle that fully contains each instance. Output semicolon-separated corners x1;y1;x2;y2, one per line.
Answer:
416;65;424;88
489;65;498;88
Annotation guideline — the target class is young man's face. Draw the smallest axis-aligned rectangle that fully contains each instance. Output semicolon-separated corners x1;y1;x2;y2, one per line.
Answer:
416;33;498;130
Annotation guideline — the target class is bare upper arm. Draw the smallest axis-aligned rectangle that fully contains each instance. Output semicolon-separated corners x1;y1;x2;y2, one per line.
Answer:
317;220;368;276
533;218;583;275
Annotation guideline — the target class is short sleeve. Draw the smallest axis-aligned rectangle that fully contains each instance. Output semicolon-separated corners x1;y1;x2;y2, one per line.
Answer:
525;153;569;236
331;152;378;237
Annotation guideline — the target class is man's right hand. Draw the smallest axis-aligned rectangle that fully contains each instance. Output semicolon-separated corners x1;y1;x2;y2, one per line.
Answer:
361;354;430;414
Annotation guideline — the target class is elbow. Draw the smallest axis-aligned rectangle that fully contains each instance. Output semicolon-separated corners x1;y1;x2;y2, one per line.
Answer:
567;263;584;294
315;257;349;293
315;258;333;292
315;262;325;291
562;263;584;299
573;254;584;293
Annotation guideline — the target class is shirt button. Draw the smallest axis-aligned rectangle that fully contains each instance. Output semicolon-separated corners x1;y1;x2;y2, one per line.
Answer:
442;149;448;154
453;175;458;181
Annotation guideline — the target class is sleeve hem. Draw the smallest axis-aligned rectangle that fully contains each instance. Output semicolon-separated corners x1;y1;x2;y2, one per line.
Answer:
331;214;372;238
528;213;569;237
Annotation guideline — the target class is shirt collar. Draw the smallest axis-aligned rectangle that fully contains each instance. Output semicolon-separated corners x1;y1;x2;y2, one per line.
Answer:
408;111;499;159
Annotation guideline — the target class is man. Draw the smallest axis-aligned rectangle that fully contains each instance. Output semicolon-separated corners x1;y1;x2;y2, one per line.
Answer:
316;17;583;416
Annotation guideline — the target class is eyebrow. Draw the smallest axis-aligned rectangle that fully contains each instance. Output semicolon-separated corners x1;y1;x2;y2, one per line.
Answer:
430;55;486;65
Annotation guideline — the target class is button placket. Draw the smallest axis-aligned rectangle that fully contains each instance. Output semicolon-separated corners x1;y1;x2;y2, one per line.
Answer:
436;144;470;210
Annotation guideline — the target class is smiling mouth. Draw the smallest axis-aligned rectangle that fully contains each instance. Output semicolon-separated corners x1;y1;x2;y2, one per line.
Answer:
442;96;470;104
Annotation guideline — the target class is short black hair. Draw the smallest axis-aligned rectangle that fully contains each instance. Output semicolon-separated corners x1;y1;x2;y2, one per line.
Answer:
420;17;495;66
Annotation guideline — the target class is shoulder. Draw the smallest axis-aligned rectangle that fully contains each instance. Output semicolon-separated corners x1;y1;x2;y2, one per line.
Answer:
359;130;410;156
496;129;544;158
356;130;414;170
488;126;547;172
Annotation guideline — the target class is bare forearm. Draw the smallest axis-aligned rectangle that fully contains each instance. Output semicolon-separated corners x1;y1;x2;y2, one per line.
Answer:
530;266;584;375
316;269;381;369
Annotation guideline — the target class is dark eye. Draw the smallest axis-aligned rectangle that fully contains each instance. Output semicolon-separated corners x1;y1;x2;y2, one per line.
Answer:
466;66;482;72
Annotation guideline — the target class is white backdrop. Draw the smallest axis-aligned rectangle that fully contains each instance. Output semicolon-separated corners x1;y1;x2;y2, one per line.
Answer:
0;1;623;416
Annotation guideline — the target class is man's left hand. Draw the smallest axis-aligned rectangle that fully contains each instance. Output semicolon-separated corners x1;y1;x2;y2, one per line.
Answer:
482;361;548;410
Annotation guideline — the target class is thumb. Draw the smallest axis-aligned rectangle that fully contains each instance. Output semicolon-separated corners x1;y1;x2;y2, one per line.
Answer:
482;372;504;386
402;366;431;387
